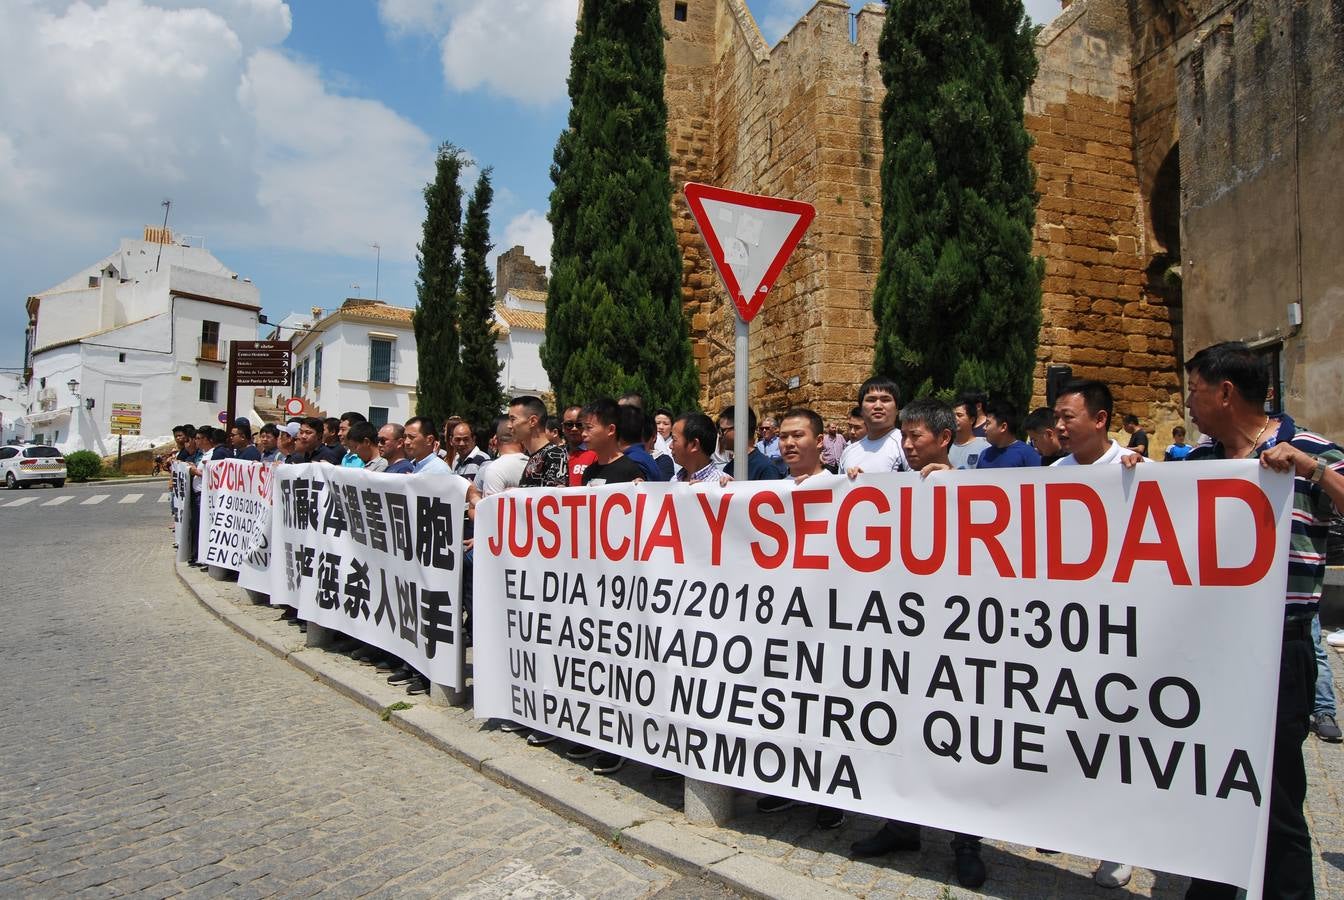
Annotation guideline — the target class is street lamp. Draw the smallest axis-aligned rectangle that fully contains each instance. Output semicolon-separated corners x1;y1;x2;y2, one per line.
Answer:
67;378;79;396
371;242;381;300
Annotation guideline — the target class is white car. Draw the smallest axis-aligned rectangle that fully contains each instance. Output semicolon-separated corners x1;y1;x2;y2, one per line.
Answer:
0;444;66;489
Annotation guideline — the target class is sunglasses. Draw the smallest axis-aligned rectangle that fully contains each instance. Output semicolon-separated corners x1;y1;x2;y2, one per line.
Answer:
562;420;582;429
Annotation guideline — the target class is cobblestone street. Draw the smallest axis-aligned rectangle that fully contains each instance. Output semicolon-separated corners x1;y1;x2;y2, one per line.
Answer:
0;485;722;898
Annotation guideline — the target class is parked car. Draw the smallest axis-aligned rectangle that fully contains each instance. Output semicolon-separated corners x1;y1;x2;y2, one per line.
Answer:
0;444;66;488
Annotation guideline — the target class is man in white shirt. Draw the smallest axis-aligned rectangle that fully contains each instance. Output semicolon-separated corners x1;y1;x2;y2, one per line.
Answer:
477;421;528;496
950;396;990;469
841;376;908;477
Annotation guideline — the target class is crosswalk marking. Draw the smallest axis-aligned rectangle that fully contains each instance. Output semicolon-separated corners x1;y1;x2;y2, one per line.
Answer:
158;492;170;503
2;497;37;508
81;494;109;505
119;493;143;505
42;496;72;507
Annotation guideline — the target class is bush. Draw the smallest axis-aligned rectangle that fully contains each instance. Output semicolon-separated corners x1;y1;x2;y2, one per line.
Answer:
65;450;102;482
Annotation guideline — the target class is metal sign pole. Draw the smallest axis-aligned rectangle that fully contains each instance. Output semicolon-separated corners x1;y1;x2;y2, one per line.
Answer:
733;314;750;480
225;340;238;432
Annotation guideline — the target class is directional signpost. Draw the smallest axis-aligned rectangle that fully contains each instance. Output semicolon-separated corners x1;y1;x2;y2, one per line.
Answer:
109;401;142;471
227;340;292;430
683;183;815;477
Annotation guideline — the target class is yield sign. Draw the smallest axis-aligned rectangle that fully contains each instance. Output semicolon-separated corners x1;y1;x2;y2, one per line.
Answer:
683;183;815;323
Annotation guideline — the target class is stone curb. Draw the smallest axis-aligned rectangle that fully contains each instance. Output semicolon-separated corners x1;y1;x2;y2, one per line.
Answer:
172;560;849;900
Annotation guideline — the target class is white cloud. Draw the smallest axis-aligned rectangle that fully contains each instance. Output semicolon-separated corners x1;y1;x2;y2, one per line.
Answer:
501;209;552;268
377;0;577;106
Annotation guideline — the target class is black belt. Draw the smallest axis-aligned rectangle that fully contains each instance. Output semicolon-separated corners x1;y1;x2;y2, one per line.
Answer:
1283;614;1312;641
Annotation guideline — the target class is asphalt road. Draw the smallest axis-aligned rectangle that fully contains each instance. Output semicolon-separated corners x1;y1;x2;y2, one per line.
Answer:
0;477;737;898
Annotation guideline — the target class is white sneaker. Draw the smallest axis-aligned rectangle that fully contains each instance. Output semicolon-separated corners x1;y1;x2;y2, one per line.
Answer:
1327;630;1344;649
1094;861;1133;888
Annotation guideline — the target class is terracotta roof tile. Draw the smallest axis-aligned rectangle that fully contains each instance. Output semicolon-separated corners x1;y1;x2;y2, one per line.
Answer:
495;304;546;332
509;288;548;304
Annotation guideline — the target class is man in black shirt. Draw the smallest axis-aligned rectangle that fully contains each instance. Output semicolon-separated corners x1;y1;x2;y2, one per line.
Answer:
510;395;568;487
1024;406;1067;465
1122;414;1149;457
581;398;644;486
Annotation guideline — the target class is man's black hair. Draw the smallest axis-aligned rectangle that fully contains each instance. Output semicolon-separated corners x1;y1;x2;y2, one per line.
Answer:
849;406;862;419
781;407;824;437
653;406;673;421
508;395;548;422
347;421;377;445
858;375;901;407
1023;407;1055;432
618;391;644;408
259;423;279;437
473;422;493;450
674;412;717;457
582;397;622;428
302;416;326;434
899;397;956;438
959;390;989;417
1172;425;1187;439
545;415;562;434
181;424;197;438
1123;414;1140;427
617;404;649;445
1185;341;1269;405
1057;379;1114;430
983;399;1022;435
404;416;440;445
717;405;758;435
340;411;367;425
231;418;252;440
323;417;340;436
172;424;186;436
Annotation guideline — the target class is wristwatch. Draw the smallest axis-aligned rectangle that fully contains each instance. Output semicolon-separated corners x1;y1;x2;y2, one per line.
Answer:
1310;456;1328;483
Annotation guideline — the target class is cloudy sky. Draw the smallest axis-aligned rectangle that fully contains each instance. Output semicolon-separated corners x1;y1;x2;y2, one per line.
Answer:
0;0;1063;369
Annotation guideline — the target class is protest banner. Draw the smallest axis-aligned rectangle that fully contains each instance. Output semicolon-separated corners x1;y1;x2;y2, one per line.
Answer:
170;461;192;564
270;463;467;689
196;458;277;595
472;462;1293;890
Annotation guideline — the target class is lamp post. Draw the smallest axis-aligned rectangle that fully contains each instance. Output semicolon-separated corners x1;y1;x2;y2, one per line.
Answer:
370;242;381;300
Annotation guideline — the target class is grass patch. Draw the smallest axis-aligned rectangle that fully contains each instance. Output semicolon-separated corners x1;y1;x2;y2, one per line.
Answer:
380;701;413;722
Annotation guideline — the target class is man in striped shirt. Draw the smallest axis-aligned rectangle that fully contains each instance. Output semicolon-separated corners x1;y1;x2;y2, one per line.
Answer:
1182;341;1344;900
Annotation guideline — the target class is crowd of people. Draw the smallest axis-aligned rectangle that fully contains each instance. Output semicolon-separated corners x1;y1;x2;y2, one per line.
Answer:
166;340;1341;899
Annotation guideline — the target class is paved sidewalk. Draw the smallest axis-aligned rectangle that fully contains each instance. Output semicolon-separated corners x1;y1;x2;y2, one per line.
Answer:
182;563;1344;898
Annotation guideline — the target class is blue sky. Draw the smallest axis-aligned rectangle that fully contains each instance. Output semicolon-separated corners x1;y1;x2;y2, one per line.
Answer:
0;0;1062;369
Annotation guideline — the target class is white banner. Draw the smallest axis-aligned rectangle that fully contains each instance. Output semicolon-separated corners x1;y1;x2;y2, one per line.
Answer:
198;460;276;591
270;463;467;689
472;462;1293;890
171;461;192;564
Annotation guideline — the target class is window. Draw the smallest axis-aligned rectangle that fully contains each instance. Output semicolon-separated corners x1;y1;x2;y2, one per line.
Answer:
39;377;46;389
314;345;323;389
200;320;220;360
301;357;310;392
118;352;126;363
674;2;687;21
369;338;393;382
292;366;301;397
200;378;218;403
0;448;17;460
368;406;389;428
25;446;62;458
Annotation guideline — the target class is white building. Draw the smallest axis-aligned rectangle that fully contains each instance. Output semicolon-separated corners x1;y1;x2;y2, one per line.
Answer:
286;299;418;428
494;288;549;397
0;373;26;445
18;227;261;453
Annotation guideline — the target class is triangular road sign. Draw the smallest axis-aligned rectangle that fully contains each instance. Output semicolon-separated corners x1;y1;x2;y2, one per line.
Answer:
683;183;815;323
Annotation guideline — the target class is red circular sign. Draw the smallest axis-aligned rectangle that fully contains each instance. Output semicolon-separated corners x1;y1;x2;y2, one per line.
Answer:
285;397;305;416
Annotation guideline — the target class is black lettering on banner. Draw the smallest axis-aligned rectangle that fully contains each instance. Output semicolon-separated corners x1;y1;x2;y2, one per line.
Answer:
397;577;419;646
374;569;396;632
344;558;371;620
362;488;388;553
387;494;413;561
294;477;320;531
322;488;347;537
343;484;366;546
317;551;342;610
292;543;315;585
278;480;293;528
419;589;454;659
284;540;299;591
415;496;456;570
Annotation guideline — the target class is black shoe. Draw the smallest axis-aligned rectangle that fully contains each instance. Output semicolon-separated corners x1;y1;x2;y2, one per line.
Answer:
330;637;360;654
406;676;429;695
386;667;415;685
816;807;846;830
592;754;625;775
297;622;307;633
350;645;377;663
652;769;682;782
375;657;398;672
1313;713;1343;742
279;607;298;620
526;732;557;747
498;720;526;733
756;796;801;814
565;744;597;760
952;836;986;889
850;822;920;857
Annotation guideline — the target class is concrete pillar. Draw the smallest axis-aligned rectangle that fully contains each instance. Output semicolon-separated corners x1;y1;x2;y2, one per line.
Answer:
305;621;337;650
207;565;236;582
684;778;734;826
429;683;470;708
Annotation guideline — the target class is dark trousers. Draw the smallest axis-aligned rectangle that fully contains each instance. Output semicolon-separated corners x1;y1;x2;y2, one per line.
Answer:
188;490;201;563
1186;621;1316;900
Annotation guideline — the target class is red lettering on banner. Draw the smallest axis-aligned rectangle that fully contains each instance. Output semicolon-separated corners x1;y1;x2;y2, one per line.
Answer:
749;492;788;568
634;493;646;561
958;484;1015;577
561;494;586;557
535;495;561;559
1020;483;1037;579
899;485;946;575
600;493;633;561
1046;483;1108;580
837;486;891;573
640;494;685;563
508;496;535;557
791;489;832;570
1114;481;1191;585
487;497;506;555
1198;479;1277;587
696;494;733;565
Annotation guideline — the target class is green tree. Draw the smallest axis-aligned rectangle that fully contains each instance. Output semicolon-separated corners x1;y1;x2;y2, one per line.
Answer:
543;0;700;413
871;0;1043;411
457;168;505;428
413;143;466;424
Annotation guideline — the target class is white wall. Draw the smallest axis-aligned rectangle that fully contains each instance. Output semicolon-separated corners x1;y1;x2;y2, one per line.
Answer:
291;316;418;425
500;328;549;395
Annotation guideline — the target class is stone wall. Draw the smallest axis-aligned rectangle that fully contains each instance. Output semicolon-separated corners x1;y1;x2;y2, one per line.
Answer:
1177;0;1344;439
494;246;547;301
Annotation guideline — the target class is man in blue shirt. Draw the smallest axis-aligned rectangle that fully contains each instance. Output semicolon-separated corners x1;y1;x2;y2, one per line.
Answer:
229;419;261;462
618;405;668;482
405;417;451;475
718;405;785;480
1163;425;1193;460
975;400;1041;468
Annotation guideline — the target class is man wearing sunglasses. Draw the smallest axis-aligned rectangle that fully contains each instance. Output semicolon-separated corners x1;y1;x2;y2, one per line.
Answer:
377;423;414;474
562;404;597;486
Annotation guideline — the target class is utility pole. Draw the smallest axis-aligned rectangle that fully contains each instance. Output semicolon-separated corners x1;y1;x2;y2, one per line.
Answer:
371;242;381;300
155;198;172;272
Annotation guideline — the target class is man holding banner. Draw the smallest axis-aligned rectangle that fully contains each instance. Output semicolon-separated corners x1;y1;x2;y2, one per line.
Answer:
1181;342;1344;900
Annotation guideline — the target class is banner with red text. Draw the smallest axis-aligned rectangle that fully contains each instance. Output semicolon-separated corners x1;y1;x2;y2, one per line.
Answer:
473;462;1293;890
268;463;467;689
199;459;276;595
171;460;192;564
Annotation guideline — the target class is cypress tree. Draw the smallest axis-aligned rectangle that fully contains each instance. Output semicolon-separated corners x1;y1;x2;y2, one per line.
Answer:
457;168;505;428
413;143;466;424
543;0;700;413
871;0;1043;411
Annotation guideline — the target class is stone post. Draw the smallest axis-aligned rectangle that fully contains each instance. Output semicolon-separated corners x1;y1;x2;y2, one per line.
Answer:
684;779;734;826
